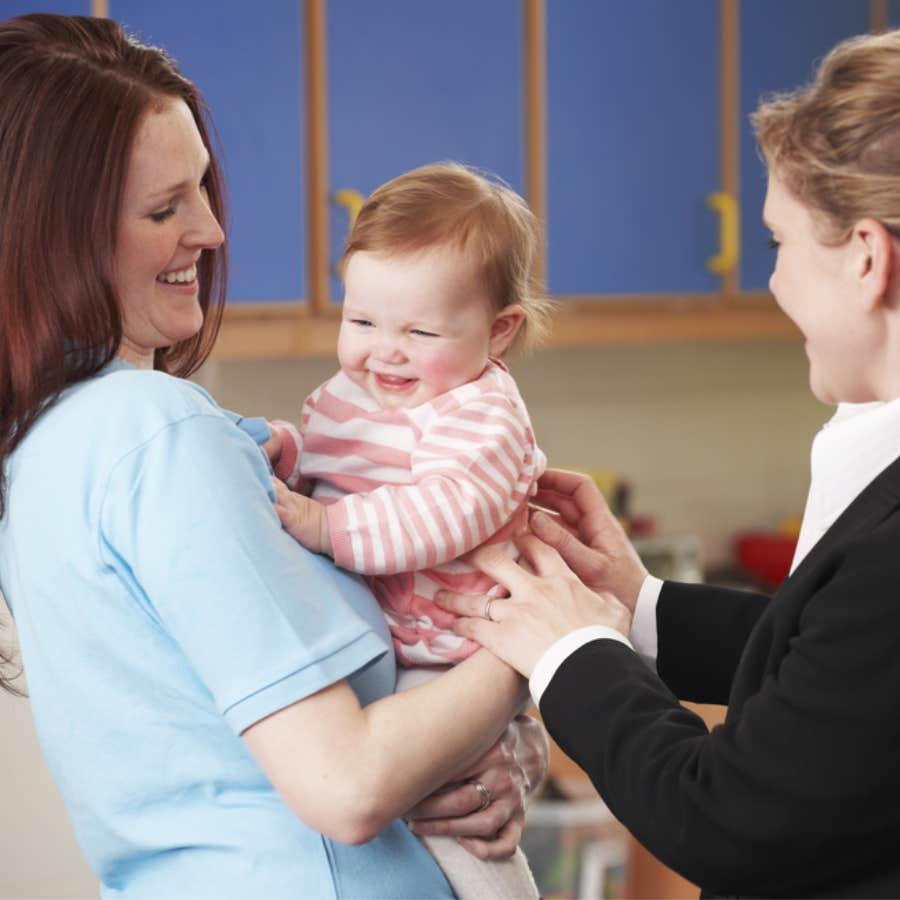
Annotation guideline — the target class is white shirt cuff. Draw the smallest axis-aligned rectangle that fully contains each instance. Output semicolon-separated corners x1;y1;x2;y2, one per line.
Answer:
631;574;663;660
529;626;633;707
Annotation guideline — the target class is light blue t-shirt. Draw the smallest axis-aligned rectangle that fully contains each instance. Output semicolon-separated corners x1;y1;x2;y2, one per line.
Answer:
0;360;453;899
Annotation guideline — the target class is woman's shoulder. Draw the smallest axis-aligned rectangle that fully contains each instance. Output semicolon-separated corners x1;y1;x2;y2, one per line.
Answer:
9;367;243;530
92;365;217;414
33;366;226;468
68;366;220;432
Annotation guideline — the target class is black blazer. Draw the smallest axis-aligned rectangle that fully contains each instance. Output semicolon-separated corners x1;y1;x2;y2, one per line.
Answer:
540;454;900;898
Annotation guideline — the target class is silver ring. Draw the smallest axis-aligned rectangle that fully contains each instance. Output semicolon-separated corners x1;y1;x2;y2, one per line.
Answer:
470;779;492;812
483;598;494;620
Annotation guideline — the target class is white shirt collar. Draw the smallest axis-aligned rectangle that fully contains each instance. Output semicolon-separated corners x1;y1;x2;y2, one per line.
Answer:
791;399;900;571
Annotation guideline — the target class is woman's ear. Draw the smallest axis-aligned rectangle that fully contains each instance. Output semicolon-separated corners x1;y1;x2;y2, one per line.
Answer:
489;305;526;357
851;218;895;311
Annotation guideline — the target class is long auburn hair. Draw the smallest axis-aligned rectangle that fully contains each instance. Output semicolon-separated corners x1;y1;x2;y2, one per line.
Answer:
0;14;229;692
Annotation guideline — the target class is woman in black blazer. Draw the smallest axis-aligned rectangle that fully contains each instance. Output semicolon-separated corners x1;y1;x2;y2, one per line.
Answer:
436;29;900;899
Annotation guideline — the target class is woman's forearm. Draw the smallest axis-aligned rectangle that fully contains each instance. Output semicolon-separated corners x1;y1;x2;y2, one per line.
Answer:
242;649;526;844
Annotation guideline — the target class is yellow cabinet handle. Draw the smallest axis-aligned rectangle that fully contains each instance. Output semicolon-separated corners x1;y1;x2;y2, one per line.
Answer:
705;191;739;275
334;188;365;230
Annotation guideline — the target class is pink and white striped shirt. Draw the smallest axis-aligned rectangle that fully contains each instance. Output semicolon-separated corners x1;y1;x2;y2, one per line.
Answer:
274;361;546;665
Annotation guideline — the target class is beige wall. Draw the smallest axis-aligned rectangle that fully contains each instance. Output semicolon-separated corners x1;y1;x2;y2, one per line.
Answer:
0;657;98;898
1;339;828;897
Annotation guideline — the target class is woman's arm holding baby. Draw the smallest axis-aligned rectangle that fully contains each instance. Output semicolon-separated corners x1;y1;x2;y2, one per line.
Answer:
406;713;549;859
242;648;530;846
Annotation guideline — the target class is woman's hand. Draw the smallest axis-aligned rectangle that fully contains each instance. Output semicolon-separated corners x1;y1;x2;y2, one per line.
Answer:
437;533;633;678
405;714;550;859
531;468;648;613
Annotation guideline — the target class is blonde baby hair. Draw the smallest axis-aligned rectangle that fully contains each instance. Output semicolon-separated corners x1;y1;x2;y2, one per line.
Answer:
342;161;554;352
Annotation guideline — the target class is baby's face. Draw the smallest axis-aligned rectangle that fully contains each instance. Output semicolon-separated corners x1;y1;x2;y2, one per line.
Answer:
337;247;497;410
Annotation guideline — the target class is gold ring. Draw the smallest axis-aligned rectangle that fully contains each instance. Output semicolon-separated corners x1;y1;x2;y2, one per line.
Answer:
470;779;492;812
483;598;494;620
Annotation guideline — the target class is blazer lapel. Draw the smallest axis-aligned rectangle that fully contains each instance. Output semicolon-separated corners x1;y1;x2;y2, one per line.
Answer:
780;451;900;592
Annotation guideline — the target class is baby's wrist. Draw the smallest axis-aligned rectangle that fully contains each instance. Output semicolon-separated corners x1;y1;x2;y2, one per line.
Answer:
270;420;302;487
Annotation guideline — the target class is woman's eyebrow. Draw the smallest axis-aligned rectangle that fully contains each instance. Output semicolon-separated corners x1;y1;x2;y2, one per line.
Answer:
144;178;193;201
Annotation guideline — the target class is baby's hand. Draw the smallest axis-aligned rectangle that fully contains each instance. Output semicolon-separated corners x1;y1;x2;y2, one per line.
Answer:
272;478;332;556
261;423;284;466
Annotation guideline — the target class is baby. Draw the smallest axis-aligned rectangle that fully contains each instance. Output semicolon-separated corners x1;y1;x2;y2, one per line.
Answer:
268;162;553;898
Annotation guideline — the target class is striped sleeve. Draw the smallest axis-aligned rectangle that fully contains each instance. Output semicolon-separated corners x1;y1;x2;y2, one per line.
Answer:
270;419;304;490
271;387;325;492
327;387;541;575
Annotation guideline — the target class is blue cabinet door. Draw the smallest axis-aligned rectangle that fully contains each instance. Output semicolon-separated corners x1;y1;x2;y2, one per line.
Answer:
326;0;524;301
109;0;307;305
546;1;720;296
739;0;870;291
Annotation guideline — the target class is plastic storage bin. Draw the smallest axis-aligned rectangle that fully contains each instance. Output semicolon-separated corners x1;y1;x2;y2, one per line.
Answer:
522;798;629;899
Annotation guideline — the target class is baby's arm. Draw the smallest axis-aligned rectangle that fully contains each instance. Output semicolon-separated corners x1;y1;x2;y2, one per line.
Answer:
266;419;305;491
328;392;540;575
262;384;322;491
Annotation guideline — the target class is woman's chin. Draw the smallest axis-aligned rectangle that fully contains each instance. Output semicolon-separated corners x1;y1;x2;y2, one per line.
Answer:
808;371;835;405
166;306;205;344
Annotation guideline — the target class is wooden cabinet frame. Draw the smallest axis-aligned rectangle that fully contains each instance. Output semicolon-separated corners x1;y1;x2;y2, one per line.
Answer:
211;0;887;360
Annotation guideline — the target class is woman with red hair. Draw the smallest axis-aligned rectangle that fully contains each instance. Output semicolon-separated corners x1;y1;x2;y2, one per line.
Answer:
0;14;545;897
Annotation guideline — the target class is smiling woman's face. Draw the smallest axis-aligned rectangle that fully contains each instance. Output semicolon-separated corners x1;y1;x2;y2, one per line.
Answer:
113;98;224;368
763;172;882;404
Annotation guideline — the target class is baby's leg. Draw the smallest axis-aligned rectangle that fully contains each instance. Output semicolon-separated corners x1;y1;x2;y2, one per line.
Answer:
395;666;539;900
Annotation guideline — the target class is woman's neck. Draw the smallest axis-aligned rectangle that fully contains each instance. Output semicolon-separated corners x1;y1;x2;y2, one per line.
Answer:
116;338;154;370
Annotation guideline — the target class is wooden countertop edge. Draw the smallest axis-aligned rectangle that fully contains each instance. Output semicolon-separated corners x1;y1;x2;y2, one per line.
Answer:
211;293;799;360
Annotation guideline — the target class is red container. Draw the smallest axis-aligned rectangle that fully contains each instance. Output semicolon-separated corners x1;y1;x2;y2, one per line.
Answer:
735;532;798;587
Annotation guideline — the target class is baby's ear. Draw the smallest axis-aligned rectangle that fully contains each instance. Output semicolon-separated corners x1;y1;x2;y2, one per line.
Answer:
489;305;526;356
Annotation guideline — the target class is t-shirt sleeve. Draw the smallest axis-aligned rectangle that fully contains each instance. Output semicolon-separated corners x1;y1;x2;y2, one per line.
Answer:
220;407;273;448
98;409;387;734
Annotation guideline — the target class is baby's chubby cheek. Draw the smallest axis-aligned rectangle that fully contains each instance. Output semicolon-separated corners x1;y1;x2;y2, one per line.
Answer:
415;349;488;393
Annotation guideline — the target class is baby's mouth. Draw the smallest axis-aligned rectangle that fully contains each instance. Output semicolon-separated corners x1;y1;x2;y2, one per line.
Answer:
373;373;416;390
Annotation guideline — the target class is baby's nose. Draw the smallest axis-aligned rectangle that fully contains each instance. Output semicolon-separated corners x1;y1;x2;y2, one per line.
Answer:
374;340;406;363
